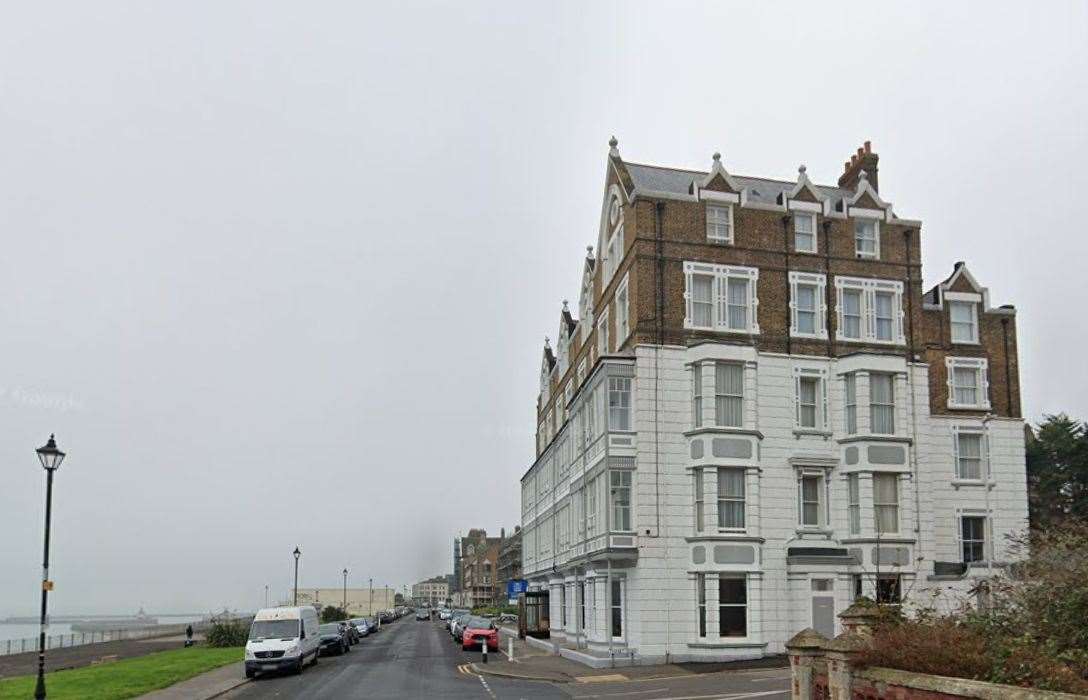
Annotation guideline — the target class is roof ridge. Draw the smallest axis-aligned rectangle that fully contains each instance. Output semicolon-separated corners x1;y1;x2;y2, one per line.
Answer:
625;160;845;193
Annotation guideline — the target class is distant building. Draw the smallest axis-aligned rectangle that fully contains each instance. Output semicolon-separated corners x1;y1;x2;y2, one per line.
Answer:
294;587;395;617
456;528;502;607
497;526;523;601
412;576;450;605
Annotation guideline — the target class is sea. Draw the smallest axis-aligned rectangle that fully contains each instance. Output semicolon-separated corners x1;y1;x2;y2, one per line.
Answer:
0;615;204;643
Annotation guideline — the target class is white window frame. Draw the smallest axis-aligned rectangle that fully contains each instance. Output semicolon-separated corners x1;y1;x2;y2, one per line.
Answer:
714;362;744;427
952;426;987;481
789;272;828;339
577;358;587;387
609;470;632;532
706;204;734;244
873;472;900;535
835;276;905;345
794;367;829;431
564;382;573;420
693;468;705;533
683;262;760;334
717;467;746;531
608;376;631;431
854;218;880;259
844;373;858;435
691;363;703;429
847;474;860;535
615;274;630;345
949;300;979;344
718;575;748;638
798;471;826;528
869;373;896;435
959;513;989;564
597;307;610;356
945;357;991;410
794;211;817;253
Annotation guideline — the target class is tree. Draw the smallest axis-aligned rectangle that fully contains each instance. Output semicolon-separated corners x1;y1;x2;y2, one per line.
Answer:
320;605;347;623
1026;414;1088;528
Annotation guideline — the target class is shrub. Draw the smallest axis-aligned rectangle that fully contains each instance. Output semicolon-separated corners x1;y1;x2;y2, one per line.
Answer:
320;606;347;623
205;620;248;648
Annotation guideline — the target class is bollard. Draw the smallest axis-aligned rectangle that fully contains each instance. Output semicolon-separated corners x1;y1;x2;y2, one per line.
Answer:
482;641;488;664
508;637;513;662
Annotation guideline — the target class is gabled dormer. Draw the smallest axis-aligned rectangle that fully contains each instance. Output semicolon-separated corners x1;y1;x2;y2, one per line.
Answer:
539;339;555;403
556;301;576;377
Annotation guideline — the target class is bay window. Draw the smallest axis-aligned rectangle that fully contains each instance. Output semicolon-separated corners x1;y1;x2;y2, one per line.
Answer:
717;467;746;530
715;362;744;427
719;577;747;637
608;376;631;431
847;474;860;535
873;473;899;534
692;364;703;429
844;373;857;434
694;469;705;533
696;574;707;637
869;373;895;434
610;470;632;531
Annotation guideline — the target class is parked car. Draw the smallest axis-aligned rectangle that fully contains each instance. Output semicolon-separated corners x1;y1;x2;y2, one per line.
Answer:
245;606;320;678
450;612;472;641
446;609;469;630
349;618;370;637
438;609;452;621
498;613;517;624
318;623;350;656
415;609;430;621
461;616;499;652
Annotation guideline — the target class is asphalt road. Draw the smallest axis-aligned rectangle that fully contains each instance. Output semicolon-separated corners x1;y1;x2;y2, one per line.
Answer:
221;618;565;700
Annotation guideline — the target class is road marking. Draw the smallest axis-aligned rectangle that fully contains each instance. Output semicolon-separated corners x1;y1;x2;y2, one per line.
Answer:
576;674;630;683
477;673;497;699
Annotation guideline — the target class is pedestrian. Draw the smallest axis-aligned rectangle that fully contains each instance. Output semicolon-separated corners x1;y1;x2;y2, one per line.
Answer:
185;624;194;647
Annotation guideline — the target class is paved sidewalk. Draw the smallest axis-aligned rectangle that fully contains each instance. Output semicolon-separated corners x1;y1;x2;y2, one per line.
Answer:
139;662;249;699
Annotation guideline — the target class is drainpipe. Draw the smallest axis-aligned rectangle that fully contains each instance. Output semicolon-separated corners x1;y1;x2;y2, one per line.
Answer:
903;229;924;584
782;215;792;355
823;220;834;356
982;413;995;580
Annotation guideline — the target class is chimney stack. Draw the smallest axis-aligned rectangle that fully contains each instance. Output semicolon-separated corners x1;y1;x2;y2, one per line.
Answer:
838;140;879;192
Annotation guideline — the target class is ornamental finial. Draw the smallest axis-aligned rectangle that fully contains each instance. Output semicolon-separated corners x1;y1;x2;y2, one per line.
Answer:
608;136;619;157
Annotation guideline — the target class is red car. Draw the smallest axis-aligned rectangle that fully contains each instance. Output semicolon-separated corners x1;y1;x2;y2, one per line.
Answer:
461;616;499;652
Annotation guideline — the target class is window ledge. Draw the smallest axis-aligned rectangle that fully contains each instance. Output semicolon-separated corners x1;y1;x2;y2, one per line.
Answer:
684;426;764;440
795;527;834;537
791;332;829;341
946;403;992;411
687;640;767;649
840;536;915;545
685;534;765;544
950;340;980;346
838;434;912;445
793;429;833;439
836;337;905;347
952;479;996;489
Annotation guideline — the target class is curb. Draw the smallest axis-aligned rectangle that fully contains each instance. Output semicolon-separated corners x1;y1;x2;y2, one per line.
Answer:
469;663;569;684
203;677;251;699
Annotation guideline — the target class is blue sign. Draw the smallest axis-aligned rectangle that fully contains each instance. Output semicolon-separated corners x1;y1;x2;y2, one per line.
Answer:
506;579;528;599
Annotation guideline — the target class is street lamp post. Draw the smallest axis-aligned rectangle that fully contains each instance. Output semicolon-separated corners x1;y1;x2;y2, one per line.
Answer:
292;547;301;606
34;434;66;700
342;568;348;612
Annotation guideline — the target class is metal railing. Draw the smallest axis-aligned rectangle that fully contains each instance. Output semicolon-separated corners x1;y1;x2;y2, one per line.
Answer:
0;618;239;657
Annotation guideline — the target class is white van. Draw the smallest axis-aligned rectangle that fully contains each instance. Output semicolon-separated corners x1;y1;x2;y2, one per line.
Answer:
244;606;320;678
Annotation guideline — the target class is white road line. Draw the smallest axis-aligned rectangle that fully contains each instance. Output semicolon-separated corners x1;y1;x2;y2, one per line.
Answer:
477;673;497;699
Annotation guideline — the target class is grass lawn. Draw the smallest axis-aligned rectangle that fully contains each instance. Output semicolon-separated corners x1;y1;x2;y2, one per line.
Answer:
0;646;243;700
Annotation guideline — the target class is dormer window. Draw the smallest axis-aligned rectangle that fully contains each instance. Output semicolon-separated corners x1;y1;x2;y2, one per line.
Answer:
854;219;879;258
949;301;979;344
794;212;817;253
706;204;733;244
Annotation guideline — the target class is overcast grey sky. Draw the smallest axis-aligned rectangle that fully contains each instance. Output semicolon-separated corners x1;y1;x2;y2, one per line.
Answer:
1;2;1084;615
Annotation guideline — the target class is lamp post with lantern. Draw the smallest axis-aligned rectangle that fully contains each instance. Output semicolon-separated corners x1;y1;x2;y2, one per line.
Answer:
293;547;301;606
34;434;66;700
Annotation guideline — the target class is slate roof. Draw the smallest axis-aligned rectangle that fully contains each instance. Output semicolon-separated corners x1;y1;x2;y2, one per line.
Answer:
624;161;853;207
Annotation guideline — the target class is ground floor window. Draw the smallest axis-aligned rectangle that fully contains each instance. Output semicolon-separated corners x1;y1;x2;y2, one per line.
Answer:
696;574;707;637
962;515;987;563
719;576;747;637
579;582;586;630
560;585;566;627
852;574;863;601
610;580;623;638
876;574;901;605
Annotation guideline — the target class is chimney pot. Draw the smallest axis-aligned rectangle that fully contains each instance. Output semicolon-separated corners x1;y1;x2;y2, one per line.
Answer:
857;147;864;157
864;140;871;153
845;161;851;171
851;154;858;165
